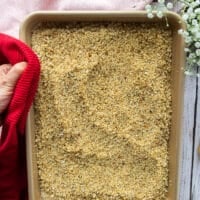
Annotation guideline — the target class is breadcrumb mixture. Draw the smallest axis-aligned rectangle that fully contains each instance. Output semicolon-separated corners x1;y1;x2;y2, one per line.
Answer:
32;22;172;200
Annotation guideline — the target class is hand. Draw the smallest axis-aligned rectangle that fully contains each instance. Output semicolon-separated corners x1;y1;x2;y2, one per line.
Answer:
0;62;27;114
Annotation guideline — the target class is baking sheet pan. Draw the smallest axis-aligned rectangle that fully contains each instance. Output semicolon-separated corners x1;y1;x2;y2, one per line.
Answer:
20;11;185;200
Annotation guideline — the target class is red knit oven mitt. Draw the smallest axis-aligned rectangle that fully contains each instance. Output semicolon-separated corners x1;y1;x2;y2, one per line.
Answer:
0;33;40;200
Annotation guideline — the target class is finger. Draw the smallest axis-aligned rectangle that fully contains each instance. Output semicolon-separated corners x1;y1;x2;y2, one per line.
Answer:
0;64;12;86
0;64;12;76
6;62;27;87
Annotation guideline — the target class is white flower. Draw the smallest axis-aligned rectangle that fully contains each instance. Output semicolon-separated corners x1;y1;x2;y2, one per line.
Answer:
190;13;196;19
191;1;199;8
184;48;190;52
195;8;200;14
188;52;197;64
185;37;192;43
196;49;200;56
190;27;199;34
187;7;193;14
195;42;200;48
158;0;165;3
181;2;186;8
196;32;200;39
189;53;195;59
166;2;173;9
183;31;189;37
178;29;183;35
182;13;189;21
157;11;163;18
192;19;198;26
145;5;152;11
147;13;154;19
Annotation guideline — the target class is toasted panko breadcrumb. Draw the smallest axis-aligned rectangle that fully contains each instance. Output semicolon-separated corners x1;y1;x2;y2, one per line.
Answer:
32;22;172;200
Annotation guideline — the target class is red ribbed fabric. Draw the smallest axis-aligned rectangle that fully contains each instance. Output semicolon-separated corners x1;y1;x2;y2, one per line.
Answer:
0;33;40;200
